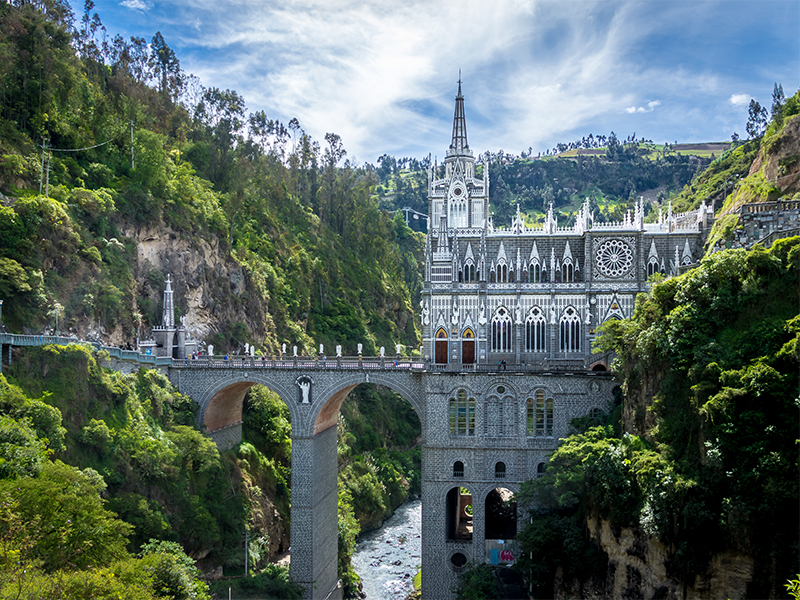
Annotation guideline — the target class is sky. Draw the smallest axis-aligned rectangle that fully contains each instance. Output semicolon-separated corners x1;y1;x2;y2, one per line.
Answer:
76;0;799;164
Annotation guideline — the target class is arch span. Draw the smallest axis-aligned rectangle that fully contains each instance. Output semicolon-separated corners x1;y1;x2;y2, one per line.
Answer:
192;373;299;435
311;371;425;436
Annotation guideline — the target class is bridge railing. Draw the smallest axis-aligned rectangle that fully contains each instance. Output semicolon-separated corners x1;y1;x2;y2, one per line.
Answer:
171;355;428;371
427;359;589;373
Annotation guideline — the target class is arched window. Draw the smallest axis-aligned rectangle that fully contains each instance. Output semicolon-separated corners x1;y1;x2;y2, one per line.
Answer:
526;390;554;437
563;259;574;283
647;258;659;277
464;262;475;283
491;308;512;352
449;390;475;436
525;307;546;352
497;262;507;283
490;268;496;283
589;408;604;421
531;261;541;283
559;307;581;353
494;462;506;478
536;462;546;479
453;461;464;478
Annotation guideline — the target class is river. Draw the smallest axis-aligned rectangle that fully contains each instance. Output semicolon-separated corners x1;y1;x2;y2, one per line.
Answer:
352;499;422;599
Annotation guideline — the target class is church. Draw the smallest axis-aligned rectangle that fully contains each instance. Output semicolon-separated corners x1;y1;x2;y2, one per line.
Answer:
421;82;712;371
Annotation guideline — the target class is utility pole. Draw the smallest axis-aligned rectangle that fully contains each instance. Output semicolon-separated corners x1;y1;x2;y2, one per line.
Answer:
244;529;249;576
39;139;47;195
130;120;134;170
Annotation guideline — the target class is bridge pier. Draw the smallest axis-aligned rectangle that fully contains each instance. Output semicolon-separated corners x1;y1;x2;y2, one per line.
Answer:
290;424;341;600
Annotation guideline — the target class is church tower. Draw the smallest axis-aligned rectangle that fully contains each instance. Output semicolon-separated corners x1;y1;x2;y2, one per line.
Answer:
429;79;489;231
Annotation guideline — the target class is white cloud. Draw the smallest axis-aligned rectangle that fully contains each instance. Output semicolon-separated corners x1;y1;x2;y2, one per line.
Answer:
120;0;148;10
132;0;798;158
625;100;661;114
729;93;752;106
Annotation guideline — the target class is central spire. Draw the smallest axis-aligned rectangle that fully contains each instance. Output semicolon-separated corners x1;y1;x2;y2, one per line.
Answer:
449;72;469;155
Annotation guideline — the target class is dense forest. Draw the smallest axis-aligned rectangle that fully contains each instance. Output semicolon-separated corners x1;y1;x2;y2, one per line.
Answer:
1;1;798;599
0;1;421;597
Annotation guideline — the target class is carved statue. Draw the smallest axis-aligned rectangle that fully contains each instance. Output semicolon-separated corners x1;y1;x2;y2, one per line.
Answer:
396;344;402;355
478;303;487;325
357;343;363;355
244;343;249;355
515;303;522;323
422;301;430;325
380;346;385;357
282;343;287;355
319;343;324;355
250;345;255;357
336;345;342;357
207;344;214;357
293;345;298;357
298;380;311;404
549;305;557;325
451;300;459;325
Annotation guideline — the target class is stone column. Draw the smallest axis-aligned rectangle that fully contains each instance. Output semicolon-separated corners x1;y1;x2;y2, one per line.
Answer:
290;425;341;600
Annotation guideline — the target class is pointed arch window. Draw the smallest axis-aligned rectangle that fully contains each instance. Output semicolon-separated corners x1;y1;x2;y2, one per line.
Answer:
647;257;659;277
559;307;581;353
491;308;512;352
530;261;541;283
562;259;574;283
496;262;508;283
463;260;476;283
525;307;546;352
527;390;554;437
449;390;475;436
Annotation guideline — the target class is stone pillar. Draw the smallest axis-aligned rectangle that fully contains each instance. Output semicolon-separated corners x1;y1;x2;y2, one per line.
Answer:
290;425;341;600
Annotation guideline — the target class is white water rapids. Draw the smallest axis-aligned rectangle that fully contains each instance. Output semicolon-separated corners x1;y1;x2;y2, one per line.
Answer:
351;499;422;599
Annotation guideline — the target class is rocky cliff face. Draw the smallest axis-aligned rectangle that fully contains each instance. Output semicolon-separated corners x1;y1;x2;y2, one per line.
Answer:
555;516;754;600
123;224;274;350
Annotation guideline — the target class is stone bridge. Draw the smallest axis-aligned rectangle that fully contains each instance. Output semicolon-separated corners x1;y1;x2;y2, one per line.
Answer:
0;334;616;599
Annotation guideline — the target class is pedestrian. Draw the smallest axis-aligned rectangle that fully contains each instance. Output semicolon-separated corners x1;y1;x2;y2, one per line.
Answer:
502;359;507;371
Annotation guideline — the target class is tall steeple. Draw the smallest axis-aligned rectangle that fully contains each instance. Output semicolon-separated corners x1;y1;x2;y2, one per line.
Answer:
162;274;174;329
449;73;470;156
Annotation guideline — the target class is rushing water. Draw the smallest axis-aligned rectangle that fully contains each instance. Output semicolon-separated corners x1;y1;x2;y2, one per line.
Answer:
352;499;422;600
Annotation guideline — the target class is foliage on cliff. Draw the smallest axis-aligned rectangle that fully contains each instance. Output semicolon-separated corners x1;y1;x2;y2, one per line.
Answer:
0;0;422;356
518;237;800;597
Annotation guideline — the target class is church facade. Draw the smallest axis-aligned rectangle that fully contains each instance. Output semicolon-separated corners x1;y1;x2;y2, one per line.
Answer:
421;82;713;370
417;84;712;597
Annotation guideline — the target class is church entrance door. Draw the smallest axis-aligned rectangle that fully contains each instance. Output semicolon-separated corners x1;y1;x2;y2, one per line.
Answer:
462;340;474;364
435;328;448;364
461;328;475;364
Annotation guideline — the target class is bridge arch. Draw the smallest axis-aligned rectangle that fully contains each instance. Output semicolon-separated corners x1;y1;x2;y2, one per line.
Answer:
192;373;299;436
310;371;425;436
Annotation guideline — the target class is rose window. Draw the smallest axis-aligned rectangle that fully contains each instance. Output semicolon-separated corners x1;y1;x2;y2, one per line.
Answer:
596;239;633;278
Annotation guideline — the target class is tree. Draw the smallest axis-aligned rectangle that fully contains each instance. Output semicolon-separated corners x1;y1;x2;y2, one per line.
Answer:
745;99;768;138
771;82;785;123
0;460;132;571
151;32;183;101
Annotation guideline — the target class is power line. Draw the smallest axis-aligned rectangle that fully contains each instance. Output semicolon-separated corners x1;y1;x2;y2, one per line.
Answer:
37;138;115;152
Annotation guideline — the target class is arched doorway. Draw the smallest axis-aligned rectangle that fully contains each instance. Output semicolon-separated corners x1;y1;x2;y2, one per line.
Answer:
461;328;475;364
435;328;448;364
484;486;517;566
445;486;473;541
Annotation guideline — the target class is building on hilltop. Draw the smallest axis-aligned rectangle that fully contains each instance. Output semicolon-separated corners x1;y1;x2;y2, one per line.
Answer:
421;82;713;371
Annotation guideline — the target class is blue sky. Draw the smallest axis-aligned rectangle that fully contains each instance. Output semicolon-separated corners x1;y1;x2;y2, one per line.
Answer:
77;0;799;163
